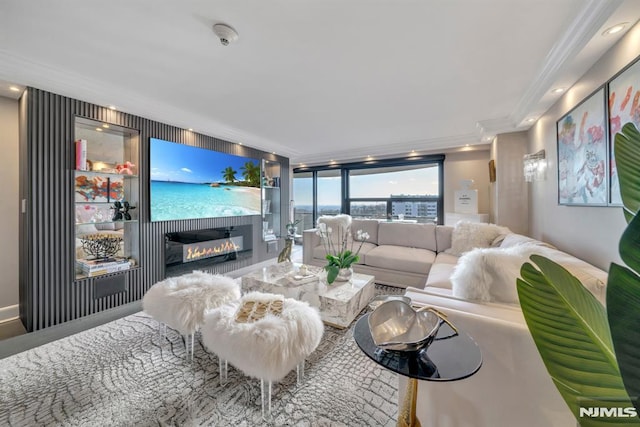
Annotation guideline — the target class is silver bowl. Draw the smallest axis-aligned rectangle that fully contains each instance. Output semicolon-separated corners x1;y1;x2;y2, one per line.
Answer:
367;300;442;352
368;294;411;311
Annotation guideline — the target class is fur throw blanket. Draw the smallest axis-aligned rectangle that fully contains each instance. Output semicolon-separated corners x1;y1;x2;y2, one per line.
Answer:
451;243;543;303
143;271;241;335
202;291;324;382
451;242;607;304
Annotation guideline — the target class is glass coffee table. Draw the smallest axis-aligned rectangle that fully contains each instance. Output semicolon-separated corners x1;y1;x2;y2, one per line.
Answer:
241;262;376;328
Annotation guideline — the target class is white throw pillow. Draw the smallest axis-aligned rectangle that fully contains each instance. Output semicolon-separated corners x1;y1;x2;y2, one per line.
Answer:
445;221;511;256
451;244;542;303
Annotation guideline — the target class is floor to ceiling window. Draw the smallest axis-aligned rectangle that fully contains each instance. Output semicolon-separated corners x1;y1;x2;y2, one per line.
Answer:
293;155;444;227
348;164;440;223
317;170;341;216
292;172;313;232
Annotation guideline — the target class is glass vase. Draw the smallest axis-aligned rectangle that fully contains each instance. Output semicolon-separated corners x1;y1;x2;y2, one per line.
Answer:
335;267;353;282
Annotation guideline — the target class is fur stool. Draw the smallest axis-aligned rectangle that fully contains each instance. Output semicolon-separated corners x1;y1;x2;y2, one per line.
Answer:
143;271;241;360
202;291;324;420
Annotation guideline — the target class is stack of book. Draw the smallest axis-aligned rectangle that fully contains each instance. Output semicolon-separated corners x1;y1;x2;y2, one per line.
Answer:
76;258;132;277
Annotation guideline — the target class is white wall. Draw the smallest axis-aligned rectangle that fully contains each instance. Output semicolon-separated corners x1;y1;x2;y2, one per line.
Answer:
527;23;640;271
0;96;19;321
444;150;490;216
490;132;528;235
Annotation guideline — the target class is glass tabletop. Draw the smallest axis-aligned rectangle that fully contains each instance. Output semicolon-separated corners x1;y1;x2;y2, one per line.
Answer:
353;313;482;381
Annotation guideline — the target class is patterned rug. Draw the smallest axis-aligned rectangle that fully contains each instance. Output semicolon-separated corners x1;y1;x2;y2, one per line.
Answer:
0;285;402;426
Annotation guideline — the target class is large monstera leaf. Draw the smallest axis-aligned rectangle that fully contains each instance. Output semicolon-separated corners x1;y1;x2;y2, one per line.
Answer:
517;255;637;426
607;122;640;413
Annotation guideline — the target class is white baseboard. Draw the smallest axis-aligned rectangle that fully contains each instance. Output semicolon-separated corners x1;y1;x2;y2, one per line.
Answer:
0;304;19;323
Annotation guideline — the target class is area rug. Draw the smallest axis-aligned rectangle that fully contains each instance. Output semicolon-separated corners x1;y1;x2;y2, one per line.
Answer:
0;287;401;426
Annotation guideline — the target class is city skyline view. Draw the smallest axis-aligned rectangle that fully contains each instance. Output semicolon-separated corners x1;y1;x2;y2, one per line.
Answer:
294;166;439;205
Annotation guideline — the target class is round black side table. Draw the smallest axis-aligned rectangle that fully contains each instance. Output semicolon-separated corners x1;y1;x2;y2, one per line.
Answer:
353;313;482;426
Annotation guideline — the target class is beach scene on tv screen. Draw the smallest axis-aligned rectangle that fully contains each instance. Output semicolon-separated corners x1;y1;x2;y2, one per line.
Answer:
150;138;261;221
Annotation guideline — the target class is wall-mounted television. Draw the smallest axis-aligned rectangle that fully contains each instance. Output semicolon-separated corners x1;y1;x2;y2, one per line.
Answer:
150;138;261;221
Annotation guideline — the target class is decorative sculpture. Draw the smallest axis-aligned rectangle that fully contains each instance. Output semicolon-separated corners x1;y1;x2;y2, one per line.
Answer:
112;200;136;221
80;234;123;260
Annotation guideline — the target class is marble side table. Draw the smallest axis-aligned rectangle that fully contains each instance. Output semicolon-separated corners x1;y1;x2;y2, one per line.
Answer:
241;262;376;328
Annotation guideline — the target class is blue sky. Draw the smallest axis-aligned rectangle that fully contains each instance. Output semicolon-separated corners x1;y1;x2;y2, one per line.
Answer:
294;167;440;205
150;138;259;183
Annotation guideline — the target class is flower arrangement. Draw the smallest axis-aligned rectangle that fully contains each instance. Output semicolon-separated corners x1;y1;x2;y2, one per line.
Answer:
316;222;370;284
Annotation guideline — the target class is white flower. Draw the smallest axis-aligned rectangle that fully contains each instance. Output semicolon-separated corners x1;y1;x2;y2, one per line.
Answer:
356;229;370;241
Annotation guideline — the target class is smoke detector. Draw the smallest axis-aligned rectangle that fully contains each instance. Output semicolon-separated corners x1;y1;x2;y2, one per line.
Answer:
212;23;239;46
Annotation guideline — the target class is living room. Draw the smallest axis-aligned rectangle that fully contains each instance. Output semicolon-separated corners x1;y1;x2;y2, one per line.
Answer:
1;1;640;426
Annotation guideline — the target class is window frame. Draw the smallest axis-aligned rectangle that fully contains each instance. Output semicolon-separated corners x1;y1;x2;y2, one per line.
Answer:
293;154;445;225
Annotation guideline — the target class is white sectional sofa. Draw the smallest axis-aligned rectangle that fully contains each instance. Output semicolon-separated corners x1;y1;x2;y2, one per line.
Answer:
304;218;608;426
303;219;453;288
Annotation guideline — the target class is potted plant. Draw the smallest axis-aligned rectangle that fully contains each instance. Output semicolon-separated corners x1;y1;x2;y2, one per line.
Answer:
316;223;369;284
517;123;640;425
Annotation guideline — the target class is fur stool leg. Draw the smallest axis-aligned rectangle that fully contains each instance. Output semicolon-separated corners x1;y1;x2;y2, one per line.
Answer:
202;291;324;421
143;271;241;360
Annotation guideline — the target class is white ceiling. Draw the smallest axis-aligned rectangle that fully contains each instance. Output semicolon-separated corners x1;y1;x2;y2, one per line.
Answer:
0;0;639;166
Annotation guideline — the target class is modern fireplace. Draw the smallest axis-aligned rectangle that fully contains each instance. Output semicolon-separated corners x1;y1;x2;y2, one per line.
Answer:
164;225;252;277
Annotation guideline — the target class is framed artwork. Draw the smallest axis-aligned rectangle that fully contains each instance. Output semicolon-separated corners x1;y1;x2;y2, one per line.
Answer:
75;173;124;203
607;56;640;205
556;87;608;206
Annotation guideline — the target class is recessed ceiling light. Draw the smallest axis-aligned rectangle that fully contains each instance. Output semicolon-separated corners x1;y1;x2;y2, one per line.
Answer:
602;22;628;36
95;128;103;132
9;86;20;92
188;128;193;131
272;151;276;155
238;142;243;146
551;88;565;94
102;123;109;128
526;118;536;123
465;144;470;147
108;105;117;110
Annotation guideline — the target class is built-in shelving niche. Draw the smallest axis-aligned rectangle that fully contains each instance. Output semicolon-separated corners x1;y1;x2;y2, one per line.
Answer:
19;88;289;332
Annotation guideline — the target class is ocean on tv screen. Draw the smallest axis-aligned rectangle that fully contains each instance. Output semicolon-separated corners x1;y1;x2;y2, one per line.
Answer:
151;181;261;221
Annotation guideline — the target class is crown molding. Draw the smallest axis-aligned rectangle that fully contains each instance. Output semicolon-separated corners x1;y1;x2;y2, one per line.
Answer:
509;0;623;125
290;132;484;165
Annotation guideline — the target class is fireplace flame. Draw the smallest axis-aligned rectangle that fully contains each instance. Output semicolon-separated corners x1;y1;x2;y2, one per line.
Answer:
185;239;240;261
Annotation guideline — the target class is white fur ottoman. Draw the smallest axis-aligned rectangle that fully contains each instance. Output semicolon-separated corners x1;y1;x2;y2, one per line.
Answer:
142;271;241;359
202;291;324;420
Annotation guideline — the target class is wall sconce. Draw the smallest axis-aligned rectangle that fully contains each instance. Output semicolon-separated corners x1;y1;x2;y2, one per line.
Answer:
523;149;546;182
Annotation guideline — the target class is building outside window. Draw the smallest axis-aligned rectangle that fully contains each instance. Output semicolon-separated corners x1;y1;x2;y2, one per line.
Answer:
293;156;443;230
348;164;440;223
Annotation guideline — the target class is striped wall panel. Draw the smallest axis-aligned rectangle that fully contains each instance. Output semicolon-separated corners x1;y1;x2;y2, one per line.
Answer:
19;88;289;332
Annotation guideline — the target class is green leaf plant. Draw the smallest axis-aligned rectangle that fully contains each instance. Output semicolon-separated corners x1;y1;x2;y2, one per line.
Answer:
517;123;640;426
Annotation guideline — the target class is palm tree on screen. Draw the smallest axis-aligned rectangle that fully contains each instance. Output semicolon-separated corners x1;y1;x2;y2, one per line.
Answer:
222;166;237;183
240;162;260;187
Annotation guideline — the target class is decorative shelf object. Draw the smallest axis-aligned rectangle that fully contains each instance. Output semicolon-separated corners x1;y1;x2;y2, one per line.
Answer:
262;159;282;242
73;117;140;280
